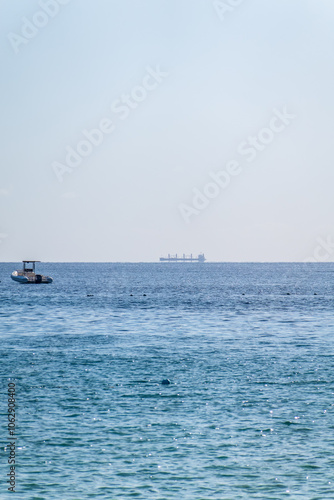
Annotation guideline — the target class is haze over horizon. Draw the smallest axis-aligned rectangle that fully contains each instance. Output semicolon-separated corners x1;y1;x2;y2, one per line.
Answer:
1;0;333;263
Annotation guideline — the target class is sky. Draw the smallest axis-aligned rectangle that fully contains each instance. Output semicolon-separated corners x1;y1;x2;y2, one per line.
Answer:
1;0;334;262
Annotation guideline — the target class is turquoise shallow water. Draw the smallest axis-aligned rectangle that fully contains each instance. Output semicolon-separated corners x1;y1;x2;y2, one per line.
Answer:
1;263;334;499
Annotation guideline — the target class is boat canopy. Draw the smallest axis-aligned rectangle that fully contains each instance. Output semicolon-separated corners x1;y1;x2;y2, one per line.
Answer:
22;261;41;272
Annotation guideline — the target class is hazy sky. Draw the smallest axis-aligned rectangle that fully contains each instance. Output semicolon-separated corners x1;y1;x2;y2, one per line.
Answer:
1;0;334;262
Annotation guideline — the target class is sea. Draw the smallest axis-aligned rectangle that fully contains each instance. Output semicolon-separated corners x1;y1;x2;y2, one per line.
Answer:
1;262;334;499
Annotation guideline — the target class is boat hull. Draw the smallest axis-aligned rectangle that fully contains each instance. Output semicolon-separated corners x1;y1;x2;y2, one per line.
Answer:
11;271;53;284
11;273;29;283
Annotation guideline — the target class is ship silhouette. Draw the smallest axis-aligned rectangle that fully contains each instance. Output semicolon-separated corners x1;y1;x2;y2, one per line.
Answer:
159;253;206;263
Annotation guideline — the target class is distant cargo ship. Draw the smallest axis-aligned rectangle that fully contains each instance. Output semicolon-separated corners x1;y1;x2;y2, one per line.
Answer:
159;253;206;263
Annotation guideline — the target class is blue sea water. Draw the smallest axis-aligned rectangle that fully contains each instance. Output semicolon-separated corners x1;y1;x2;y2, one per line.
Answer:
1;262;334;499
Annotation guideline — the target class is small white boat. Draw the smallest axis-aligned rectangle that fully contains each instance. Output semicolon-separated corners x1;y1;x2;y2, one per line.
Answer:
11;261;53;284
